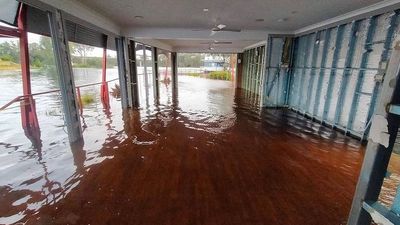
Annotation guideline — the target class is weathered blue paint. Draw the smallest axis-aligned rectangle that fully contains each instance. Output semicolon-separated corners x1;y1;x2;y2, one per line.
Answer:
346;16;378;131
297;35;312;112
334;21;360;126
365;11;400;132
313;29;332;116
305;32;320;113
323;25;345;121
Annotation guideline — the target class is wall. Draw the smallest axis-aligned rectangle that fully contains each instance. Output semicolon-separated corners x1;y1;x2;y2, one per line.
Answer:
262;37;292;107
287;10;400;138
241;45;266;95
239;10;400;139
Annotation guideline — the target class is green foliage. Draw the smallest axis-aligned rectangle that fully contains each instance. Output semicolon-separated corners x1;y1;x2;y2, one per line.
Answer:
0;41;19;63
0;37;117;70
0;59;19;70
81;93;95;106
0;54;14;62
187;73;201;77
178;53;203;67
208;71;232;81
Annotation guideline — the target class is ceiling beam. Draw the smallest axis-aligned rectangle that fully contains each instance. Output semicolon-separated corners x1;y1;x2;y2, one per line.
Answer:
122;27;275;41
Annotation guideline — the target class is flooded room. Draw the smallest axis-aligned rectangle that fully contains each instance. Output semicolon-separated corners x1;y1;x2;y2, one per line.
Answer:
1;0;400;224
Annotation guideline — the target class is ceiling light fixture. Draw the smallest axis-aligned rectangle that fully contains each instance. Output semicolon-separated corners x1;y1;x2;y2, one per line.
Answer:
277;18;288;22
134;16;144;19
203;8;209;12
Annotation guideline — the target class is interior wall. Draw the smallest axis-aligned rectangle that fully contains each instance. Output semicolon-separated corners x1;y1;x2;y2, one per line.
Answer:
262;37;292;107
286;10;400;138
241;45;266;96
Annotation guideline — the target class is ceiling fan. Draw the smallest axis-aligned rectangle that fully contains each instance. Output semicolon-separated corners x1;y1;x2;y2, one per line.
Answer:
200;40;233;51
200;40;233;45
210;24;241;36
192;24;241;36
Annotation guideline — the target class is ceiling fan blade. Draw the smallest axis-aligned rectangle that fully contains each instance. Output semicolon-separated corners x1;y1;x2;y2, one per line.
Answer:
210;30;217;36
217;24;226;29
199;41;232;45
220;28;241;32
214;41;232;45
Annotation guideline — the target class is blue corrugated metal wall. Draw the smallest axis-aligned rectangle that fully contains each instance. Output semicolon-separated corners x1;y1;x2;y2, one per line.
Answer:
285;11;400;138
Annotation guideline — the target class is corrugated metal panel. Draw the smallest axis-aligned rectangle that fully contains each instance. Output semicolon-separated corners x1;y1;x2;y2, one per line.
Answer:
24;5;115;50
0;0;19;26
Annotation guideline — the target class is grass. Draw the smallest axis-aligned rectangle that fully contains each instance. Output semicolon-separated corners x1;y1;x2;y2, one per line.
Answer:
0;60;20;70
208;71;232;81
187;73;202;77
81;93;95;106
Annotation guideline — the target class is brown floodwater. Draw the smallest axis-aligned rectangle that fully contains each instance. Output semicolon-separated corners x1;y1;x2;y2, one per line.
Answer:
0;76;365;225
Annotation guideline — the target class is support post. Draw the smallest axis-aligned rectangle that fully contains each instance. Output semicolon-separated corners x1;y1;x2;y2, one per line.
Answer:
236;53;243;89
323;25;345;121
100;35;110;108
259;45;267;107
115;37;129;109
48;9;82;143
171;52;178;94
231;54;235;84
18;4;40;141
127;40;139;107
152;47;160;99
347;38;400;225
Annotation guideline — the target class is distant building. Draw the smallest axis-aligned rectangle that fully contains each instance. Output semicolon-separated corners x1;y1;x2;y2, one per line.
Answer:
201;54;226;72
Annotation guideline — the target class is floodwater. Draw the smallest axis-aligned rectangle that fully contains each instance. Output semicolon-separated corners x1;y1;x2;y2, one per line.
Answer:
0;73;366;225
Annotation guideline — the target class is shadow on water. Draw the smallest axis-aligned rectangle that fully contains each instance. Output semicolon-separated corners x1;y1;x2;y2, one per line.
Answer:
0;76;365;225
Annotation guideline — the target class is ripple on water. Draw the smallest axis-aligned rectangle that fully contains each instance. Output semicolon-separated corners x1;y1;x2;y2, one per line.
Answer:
0;75;366;224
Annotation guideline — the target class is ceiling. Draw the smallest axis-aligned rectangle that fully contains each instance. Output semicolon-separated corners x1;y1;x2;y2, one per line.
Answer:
80;0;381;30
78;0;385;52
160;39;261;53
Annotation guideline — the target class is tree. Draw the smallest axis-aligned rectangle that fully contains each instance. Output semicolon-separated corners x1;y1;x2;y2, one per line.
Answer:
69;42;94;64
177;53;203;67
0;41;19;63
28;36;56;68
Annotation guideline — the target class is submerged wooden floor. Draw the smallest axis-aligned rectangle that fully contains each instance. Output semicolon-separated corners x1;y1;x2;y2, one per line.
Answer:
1;77;365;225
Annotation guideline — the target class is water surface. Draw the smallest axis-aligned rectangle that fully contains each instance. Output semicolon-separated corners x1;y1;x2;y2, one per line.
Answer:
0;74;365;225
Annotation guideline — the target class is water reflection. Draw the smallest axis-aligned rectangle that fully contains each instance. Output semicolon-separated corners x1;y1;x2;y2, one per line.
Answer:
0;75;365;225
